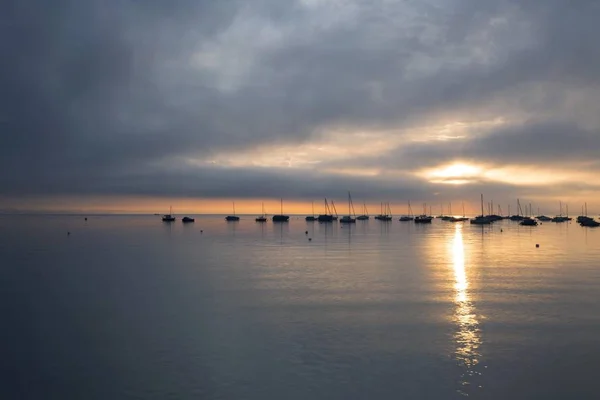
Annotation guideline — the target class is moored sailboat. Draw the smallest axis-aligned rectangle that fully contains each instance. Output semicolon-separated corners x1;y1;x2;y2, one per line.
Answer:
470;194;491;225
414;203;433;223
305;201;317;221
340;192;357;223
450;202;469;222
272;198;290;222
552;201;568;222
399;201;414;221
357;202;370;220
256;202;267;222
330;200;339;221
509;199;525;221
318;198;335;222
375;202;392;221
162;206;176;222
225;202;240;221
441;203;454;221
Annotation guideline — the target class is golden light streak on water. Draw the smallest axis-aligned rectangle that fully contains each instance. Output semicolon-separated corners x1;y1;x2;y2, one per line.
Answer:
451;223;483;395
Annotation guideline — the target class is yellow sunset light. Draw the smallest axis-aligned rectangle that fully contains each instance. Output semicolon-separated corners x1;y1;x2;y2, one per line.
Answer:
421;162;483;184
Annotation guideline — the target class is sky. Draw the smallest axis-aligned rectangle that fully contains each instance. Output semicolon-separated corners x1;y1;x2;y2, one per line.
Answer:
1;0;600;214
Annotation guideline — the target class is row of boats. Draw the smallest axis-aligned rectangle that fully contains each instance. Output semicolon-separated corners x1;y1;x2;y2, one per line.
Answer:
467;197;600;227
161;207;196;223
161;195;600;227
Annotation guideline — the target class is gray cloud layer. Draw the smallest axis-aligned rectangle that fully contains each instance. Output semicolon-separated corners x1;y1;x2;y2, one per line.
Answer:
1;0;599;205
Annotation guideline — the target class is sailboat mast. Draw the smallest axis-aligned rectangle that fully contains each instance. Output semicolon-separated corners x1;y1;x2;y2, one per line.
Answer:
480;194;484;216
232;201;236;216
559;201;562;217
348;192;351;215
280;198;283;215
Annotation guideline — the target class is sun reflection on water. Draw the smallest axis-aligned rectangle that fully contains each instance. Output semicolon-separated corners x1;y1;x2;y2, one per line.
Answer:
451;223;483;395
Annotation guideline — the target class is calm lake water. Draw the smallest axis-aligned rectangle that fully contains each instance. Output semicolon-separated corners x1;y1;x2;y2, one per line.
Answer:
2;214;600;399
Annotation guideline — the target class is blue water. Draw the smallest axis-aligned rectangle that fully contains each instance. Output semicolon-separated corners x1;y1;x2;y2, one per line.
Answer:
2;215;600;399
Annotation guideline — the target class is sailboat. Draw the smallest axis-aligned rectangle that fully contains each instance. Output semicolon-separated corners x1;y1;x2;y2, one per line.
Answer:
579;204;599;226
442;203;453;221
450;202;469;222
520;217;538;226
552;201;568;222
414;203;433;223
272;198;290;222
487;200;503;222
330;200;339;221
580;218;600;227
162;206;176;222
436;204;445;219
374;202;385;220
225;202;240;221
255;202;267;222
376;202;392;221
340;192;357;223
509;199;524;221
357;202;370;220
318;198;334;222
470;194;491;224
399;201;414;221
576;203;595;225
305;201;317;221
520;204;538;226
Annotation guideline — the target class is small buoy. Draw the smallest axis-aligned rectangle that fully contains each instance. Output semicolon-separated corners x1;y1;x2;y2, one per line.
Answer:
536;244;540;248
305;231;308;235
67;232;70;236
200;230;203;233
500;229;503;232
84;217;87;221
308;238;312;241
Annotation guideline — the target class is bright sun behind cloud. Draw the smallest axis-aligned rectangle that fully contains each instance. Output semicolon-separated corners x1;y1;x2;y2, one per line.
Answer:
421;162;483;185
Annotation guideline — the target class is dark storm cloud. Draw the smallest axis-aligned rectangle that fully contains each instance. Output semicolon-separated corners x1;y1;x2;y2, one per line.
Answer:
1;0;599;201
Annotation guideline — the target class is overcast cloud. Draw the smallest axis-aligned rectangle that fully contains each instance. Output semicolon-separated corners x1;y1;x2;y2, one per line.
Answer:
1;0;599;209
